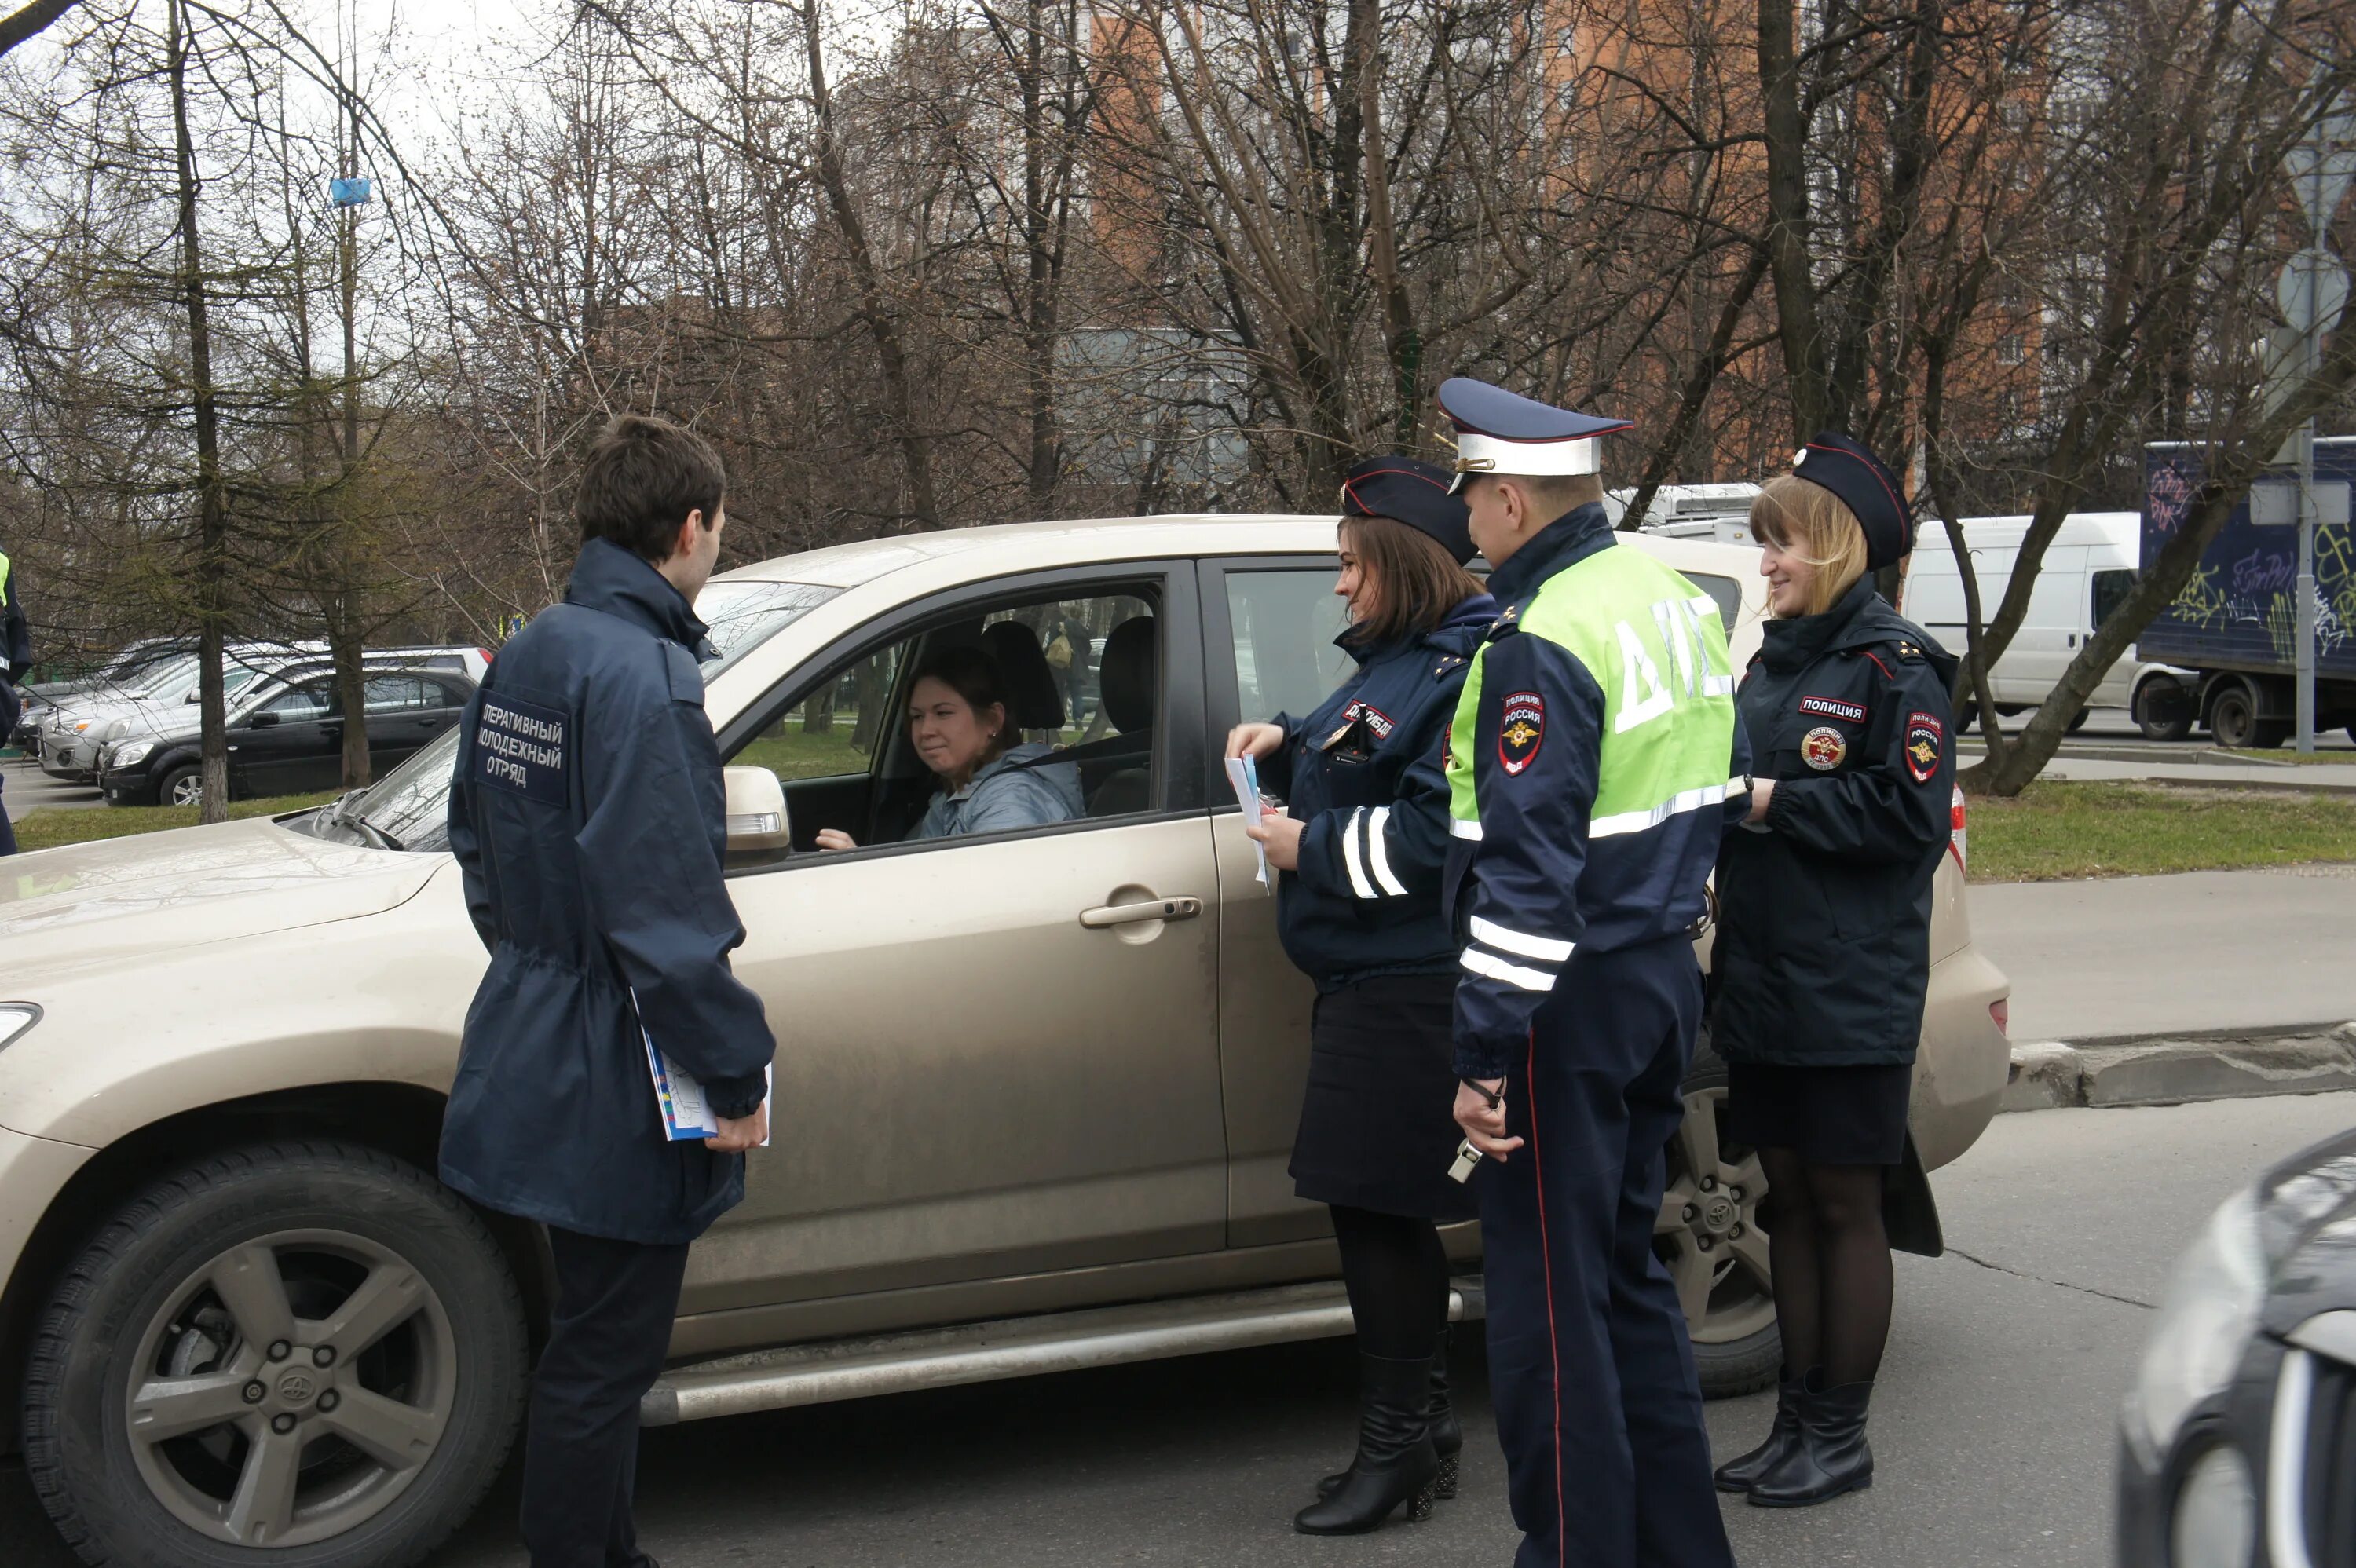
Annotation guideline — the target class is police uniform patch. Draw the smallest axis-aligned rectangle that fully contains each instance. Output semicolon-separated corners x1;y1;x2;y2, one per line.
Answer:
1905;711;1944;784
1798;694;1867;724
472;693;570;806
1498;690;1546;776
1800;725;1847;771
1341;699;1396;740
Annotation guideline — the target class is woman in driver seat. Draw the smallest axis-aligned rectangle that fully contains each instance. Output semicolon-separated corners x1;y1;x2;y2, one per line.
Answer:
814;645;1080;848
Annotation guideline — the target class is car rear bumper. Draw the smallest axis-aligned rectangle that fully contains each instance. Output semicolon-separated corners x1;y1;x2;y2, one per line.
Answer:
1913;945;2010;1173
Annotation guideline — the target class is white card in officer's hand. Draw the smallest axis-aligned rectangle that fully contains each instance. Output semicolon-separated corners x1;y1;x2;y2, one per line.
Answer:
644;1026;772;1146
1224;755;1271;889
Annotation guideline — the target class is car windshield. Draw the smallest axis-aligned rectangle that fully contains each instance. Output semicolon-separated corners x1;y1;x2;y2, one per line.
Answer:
335;579;839;852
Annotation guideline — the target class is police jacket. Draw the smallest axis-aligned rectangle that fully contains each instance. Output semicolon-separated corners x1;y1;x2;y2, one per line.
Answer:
1260;591;1498;991
1441;506;1744;1080
1711;577;1958;1068
0;546;29;736
441;538;777;1245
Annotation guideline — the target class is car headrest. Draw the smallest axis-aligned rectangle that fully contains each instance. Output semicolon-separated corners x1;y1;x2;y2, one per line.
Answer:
1099;616;1156;735
979;621;1066;731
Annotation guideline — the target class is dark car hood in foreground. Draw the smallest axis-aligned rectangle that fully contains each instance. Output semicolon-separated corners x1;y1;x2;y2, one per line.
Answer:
2257;1124;2356;1335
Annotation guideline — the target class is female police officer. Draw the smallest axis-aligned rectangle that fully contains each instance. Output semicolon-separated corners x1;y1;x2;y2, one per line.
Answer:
1227;455;1495;1535
1709;434;1956;1508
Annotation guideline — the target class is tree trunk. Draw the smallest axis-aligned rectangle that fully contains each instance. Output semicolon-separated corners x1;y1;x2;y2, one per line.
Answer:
331;613;370;789
1755;0;1831;438
168;0;229;824
802;685;835;735
802;0;944;532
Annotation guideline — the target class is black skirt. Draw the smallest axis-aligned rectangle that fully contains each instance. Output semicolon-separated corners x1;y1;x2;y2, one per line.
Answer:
1724;1061;1913;1167
1289;973;1479;1221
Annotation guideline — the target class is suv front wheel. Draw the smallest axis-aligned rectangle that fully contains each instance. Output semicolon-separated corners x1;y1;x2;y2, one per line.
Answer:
1659;1053;1781;1398
22;1141;527;1568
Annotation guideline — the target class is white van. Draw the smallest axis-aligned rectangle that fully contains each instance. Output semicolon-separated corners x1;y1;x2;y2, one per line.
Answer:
1901;513;2194;735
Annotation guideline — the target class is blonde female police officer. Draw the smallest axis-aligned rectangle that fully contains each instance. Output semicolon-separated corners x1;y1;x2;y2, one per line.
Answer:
1708;435;1955;1508
1439;378;1743;1568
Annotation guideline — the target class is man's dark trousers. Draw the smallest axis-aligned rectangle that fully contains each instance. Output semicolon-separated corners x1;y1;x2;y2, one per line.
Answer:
1476;938;1735;1568
520;1228;692;1568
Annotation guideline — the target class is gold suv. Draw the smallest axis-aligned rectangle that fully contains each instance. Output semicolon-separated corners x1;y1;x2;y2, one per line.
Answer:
0;517;2011;1568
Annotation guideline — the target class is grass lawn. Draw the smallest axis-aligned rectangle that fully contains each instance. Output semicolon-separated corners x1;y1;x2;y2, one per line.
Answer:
14;791;340;852
2230;745;2356;766
1970;780;2356;881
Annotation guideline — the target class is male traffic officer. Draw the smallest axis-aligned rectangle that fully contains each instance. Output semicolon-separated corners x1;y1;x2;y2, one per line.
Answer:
442;415;776;1568
1439;378;1743;1568
0;539;30;856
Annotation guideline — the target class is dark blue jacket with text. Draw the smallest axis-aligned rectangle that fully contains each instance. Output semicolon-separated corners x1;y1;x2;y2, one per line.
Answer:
441;538;776;1245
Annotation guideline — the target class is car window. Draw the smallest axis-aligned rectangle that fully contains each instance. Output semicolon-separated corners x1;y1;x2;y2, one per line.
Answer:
1685;572;1743;630
353;727;459;851
1225;568;1352;722
697;580;843;680
733;646;908;781
260;679;335;722
363;675;435;713
2092;568;2135;629
725;580;1165;853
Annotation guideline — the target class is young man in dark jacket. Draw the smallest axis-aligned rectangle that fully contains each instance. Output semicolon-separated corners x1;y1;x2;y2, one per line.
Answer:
0;543;30;856
442;415;776;1568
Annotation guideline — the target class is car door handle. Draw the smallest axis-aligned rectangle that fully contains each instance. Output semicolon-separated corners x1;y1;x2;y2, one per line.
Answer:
1080;896;1203;928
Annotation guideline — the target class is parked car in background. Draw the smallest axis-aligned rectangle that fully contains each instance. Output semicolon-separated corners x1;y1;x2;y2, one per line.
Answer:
2116;1124;2356;1566
99;655;484;806
0;519;2009;1568
1902;511;2199;737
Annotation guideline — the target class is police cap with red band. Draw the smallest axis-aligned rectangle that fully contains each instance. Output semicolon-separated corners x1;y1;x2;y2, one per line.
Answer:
1790;432;1915;570
1338;455;1476;564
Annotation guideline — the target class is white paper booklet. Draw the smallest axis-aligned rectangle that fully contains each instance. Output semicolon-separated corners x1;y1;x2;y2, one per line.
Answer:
640;1008;772;1146
1224;754;1273;889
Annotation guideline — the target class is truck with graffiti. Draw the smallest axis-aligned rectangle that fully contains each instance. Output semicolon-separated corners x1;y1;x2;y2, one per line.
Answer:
2139;437;2356;747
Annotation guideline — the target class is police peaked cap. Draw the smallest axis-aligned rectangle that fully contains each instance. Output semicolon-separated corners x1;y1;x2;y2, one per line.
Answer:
1790;433;1915;569
1338;455;1476;564
1436;376;1633;492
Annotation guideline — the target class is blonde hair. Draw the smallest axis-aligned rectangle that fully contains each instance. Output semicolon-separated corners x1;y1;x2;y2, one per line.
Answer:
1749;474;1868;617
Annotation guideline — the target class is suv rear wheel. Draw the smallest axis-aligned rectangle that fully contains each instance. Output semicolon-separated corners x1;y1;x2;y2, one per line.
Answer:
22;1141;527;1568
1659;1053;1780;1398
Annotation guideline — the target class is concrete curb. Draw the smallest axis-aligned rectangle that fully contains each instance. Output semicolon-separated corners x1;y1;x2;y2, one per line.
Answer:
2001;1022;2356;1113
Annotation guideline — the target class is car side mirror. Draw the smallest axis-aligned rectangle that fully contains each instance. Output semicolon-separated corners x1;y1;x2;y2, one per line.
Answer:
249;711;280;729
723;765;791;867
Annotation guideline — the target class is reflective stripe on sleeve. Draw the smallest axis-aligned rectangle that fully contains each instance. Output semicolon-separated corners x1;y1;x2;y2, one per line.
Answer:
1468;915;1573;963
1339;806;1378;899
1461;946;1557;992
1589;782;1732;839
1450;817;1483;840
1366;806;1409;897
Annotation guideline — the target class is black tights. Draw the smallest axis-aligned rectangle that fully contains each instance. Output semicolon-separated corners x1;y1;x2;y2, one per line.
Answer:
1330;1204;1451;1360
1758;1151;1893;1387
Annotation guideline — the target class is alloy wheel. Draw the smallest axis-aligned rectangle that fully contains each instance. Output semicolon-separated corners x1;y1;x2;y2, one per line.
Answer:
120;1228;456;1548
1654;1084;1776;1343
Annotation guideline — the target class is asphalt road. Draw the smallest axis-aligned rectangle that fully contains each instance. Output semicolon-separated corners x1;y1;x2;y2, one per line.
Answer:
8;1091;2349;1568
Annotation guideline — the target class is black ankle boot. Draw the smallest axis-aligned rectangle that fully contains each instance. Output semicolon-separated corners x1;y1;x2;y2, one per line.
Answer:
1319;1333;1462;1501
1747;1374;1875;1508
1713;1365;1808;1493
1293;1354;1441;1534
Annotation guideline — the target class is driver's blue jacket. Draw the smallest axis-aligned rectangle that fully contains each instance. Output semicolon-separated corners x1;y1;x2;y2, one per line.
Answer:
441;538;776;1245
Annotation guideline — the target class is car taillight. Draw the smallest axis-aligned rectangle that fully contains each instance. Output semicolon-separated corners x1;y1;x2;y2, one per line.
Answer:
1990;998;2009;1036
1948;784;1967;874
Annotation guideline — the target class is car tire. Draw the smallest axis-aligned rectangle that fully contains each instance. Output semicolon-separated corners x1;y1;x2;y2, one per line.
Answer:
158;766;203;809
1660;1048;1781;1399
21;1141;528;1568
2065;707;2091;733
2134;680;2193;743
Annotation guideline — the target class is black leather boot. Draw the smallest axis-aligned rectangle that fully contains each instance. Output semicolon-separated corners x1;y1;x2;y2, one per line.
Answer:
1293;1354;1441;1534
1747;1374;1875;1508
1713;1365;1808;1493
1319;1333;1462;1500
